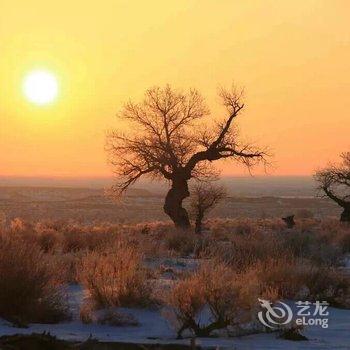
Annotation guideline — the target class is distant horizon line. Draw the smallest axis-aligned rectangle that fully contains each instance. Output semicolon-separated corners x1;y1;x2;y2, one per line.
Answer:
0;174;313;179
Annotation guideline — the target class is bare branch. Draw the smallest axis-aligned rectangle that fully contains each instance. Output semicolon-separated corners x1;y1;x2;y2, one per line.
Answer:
190;181;226;233
314;151;350;207
107;84;268;198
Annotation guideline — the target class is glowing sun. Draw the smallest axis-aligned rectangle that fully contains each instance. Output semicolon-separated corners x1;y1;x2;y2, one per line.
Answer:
23;70;58;105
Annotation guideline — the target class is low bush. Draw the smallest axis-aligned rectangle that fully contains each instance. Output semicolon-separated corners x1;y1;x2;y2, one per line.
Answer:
61;227;114;253
166;263;256;338
0;236;69;325
165;230;197;256
206;222;347;270
207;231;285;271
246;258;350;307
79;242;152;308
79;300;94;324
282;231;342;266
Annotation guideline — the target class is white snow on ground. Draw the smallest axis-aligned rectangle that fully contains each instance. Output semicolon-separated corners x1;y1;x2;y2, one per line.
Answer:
0;284;349;349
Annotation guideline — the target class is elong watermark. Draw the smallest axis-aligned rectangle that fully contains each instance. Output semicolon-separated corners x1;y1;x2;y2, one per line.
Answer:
258;299;329;329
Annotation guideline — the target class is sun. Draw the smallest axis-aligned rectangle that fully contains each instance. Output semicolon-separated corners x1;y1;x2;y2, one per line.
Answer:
23;70;58;105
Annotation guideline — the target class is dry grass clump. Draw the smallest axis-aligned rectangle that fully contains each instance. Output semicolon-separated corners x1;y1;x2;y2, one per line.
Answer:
282;230;343;266
204;218;349;270
7;219;182;258
8;218;122;253
79;300;95;324
0;235;69;325
79;241;152;308
207;218;285;239
166;262;257;338
208;218;256;239
122;222;178;258
207;231;285;271
61;225;119;253
50;252;85;283
34;222;62;253
245;257;350;307
316;221;350;254
10;217;32;233
164;229;197;256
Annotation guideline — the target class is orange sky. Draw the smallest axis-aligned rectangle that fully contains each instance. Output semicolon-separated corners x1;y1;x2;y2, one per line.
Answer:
0;0;349;177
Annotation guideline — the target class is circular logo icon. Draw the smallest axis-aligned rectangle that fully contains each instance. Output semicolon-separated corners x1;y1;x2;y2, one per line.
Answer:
258;298;293;328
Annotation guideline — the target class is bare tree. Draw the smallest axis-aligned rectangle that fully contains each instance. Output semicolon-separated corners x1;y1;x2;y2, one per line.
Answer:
315;152;350;222
107;85;268;228
190;182;226;234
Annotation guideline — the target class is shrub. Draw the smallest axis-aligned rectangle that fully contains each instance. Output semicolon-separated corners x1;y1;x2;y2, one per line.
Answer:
247;258;350;307
206;222;345;271
208;218;256;238
165;230;196;256
62;229;102;253
283;230;342;266
37;230;60;253
0;236;69;325
80;300;94;324
10;218;31;233
51;252;83;283
79;242;152;308
167;263;255;338
208;231;285;271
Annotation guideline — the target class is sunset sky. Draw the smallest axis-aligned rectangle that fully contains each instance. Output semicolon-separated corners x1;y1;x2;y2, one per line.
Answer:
0;1;349;178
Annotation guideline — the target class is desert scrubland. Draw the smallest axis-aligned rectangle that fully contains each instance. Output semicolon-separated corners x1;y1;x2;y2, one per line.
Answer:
0;190;349;348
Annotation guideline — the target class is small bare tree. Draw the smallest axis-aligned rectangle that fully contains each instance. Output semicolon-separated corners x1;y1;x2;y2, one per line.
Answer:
315;152;350;222
190;182;226;234
107;85;267;228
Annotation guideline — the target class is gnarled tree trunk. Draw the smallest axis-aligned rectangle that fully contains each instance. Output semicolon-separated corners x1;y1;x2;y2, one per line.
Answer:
340;205;350;222
164;178;190;228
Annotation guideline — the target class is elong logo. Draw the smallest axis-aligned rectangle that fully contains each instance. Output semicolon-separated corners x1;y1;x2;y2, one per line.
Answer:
257;299;329;329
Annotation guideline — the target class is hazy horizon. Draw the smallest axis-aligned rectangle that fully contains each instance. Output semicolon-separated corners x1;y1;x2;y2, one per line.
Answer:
0;174;314;186
0;174;318;198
